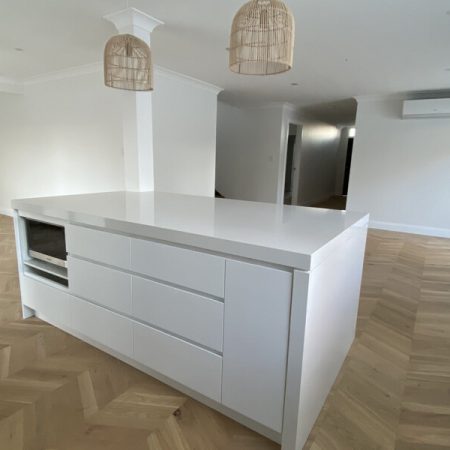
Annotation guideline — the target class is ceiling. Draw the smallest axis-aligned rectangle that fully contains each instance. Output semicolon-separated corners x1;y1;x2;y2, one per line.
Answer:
1;0;450;121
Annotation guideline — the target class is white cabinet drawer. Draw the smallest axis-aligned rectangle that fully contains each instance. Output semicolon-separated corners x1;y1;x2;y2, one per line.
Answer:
130;238;225;297
66;225;130;269
21;276;71;329
71;296;133;358
133;322;222;402
132;276;224;352
68;257;132;315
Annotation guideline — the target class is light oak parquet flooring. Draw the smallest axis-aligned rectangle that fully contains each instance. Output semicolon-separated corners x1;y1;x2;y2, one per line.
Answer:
1;214;450;449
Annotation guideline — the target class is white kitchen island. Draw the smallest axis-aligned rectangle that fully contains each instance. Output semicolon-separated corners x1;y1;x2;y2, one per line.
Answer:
12;191;368;450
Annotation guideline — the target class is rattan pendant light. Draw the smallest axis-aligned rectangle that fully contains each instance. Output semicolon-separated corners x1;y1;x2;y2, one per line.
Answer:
229;0;295;75
104;34;153;91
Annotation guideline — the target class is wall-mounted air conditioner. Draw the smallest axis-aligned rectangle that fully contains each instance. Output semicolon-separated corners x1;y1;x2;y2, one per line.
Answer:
402;98;450;119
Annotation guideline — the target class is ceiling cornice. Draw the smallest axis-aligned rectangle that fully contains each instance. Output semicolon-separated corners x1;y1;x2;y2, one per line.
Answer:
24;62;103;86
155;66;223;95
2;62;223;96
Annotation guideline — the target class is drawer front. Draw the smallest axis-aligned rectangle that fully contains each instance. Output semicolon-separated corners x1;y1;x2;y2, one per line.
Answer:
66;225;130;269
134;322;222;402
71;296;133;358
68;257;132;315
130;238;225;298
132;276;224;352
21;276;71;329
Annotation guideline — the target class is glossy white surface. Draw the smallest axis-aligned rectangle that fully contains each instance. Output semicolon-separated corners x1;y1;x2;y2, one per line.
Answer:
132;275;224;352
222;260;292;432
134;321;223;402
130;235;225;297
68;256;132;315
71;295;134;359
283;226;367;450
13;191;368;270
67;224;131;269
21;275;71;329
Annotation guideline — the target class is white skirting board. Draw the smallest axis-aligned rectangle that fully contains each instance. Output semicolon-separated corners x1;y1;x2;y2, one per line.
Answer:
370;220;450;239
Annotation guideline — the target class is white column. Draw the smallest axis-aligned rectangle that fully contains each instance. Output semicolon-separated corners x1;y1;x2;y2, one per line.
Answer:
104;8;163;192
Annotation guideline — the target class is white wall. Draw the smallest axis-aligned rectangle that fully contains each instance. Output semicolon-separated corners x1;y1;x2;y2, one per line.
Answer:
0;71;124;215
0;66;220;214
295;121;341;206
216;102;341;205
153;70;220;197
216;102;284;203
347;98;450;237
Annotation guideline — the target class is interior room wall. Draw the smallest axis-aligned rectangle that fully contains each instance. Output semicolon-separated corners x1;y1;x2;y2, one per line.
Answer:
0;67;221;214
215;102;284;203
347;97;450;237
216;101;341;205
153;70;220;198
295;121;341;206
0;70;124;215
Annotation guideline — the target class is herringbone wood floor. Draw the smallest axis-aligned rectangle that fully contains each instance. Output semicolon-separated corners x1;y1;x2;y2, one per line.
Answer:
1;214;449;449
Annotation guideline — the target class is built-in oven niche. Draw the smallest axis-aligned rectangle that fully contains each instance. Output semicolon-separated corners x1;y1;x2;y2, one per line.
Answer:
23;219;68;287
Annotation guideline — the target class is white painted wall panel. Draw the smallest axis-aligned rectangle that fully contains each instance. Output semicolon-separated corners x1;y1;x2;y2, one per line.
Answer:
0;67;220;213
153;70;219;197
215;102;284;203
0;71;124;215
347;98;450;236
216;102;341;206
295;122;341;206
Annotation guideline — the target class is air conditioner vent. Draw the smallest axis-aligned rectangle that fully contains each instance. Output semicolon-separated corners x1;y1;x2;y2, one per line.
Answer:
402;98;450;119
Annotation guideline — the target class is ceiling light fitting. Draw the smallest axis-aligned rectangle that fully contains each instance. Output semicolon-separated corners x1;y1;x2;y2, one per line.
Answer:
229;0;295;75
104;34;153;91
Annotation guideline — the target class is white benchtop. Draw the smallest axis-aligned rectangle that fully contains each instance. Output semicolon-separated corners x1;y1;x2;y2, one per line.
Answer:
12;191;369;271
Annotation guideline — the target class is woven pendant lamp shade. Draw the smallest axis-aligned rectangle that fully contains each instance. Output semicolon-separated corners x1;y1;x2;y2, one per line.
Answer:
104;34;153;91
229;0;294;75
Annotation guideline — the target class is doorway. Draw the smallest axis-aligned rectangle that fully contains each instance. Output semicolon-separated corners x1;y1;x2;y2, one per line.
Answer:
283;124;302;205
342;137;354;196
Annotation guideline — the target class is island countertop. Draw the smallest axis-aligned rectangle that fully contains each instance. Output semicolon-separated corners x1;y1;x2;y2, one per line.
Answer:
12;191;369;271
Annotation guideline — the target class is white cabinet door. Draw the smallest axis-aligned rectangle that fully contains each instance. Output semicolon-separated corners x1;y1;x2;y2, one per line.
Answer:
66;224;130;269
130;238;225;298
132;276;224;352
134;322;223;402
70;296;133;358
222;260;292;432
